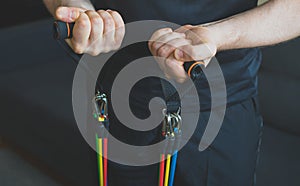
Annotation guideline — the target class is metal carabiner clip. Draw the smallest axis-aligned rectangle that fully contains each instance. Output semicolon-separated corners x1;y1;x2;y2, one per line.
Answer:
162;107;182;138
93;91;108;123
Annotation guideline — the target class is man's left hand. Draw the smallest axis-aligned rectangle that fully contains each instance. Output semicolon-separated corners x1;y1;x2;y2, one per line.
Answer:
149;25;218;83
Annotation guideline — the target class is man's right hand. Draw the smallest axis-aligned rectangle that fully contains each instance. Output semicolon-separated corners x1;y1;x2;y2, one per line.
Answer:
55;6;125;56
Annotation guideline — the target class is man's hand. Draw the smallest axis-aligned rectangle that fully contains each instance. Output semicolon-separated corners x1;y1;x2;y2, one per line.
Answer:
55;6;125;56
149;25;217;83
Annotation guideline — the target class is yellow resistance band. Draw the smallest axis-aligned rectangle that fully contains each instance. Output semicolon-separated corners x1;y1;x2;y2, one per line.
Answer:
164;154;172;186
97;137;104;186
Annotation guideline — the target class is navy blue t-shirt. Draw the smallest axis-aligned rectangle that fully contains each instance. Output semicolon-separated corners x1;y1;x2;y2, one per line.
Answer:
95;0;262;112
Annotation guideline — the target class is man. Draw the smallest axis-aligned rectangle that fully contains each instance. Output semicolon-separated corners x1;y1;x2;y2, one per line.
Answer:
44;0;300;185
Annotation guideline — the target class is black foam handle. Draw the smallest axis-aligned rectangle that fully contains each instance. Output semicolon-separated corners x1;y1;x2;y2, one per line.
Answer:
53;21;75;40
183;61;205;80
52;21;204;80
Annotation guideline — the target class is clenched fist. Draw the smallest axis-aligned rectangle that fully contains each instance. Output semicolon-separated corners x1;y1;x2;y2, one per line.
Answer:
55;6;125;56
149;25;218;83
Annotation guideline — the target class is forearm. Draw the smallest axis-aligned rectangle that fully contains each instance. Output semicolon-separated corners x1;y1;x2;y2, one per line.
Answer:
43;0;95;15
206;0;300;51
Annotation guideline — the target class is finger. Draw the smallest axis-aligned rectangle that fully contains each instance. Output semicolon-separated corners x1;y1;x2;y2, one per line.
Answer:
174;25;193;33
154;56;167;72
164;57;188;83
85;10;103;42
69;13;91;54
157;38;191;59
153;32;185;51
107;10;125;46
151;32;185;56
174;43;215;62
55;6;85;22
148;28;173;51
153;38;188;80
97;10;115;42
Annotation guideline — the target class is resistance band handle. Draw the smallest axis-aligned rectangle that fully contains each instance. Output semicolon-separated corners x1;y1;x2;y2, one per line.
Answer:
53;21;74;40
183;61;205;80
53;21;204;79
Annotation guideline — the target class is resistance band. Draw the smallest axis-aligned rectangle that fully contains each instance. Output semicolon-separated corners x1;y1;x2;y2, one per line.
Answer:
169;150;178;186
159;154;165;186
103;138;108;186
164;154;171;186
158;106;182;186
96;136;108;186
96;136;104;186
93;92;109;186
53;21;204;186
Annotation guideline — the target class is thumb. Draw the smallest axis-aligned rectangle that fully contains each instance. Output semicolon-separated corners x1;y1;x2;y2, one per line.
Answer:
55;6;85;22
174;47;193;62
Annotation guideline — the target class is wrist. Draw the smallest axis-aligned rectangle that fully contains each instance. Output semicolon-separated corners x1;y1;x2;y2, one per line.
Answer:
202;20;241;51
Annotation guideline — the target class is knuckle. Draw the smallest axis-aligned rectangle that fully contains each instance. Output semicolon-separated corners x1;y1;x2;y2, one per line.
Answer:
71;42;85;54
173;32;183;37
73;46;84;54
97;10;104;15
77;18;88;29
109;10;118;16
185;30;193;37
90;16;101;25
90;50;100;56
112;41;122;50
160;28;172;33
153;42;162;51
114;35;121;43
154;28;171;36
85;10;94;15
184;24;193;28
181;46;190;56
113;12;124;25
101;46;110;53
105;17;114;28
152;30;160;37
85;10;94;13
158;47;168;57
99;11;114;26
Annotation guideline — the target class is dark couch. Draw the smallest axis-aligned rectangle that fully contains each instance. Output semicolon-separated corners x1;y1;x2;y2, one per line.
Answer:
0;18;299;186
0;20;98;185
